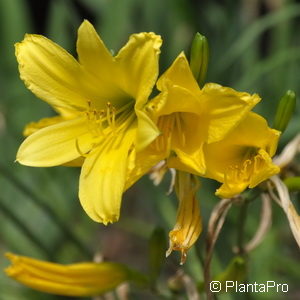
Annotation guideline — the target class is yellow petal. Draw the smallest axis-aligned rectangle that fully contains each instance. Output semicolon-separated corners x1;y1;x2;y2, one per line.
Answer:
125;146;166;191
115;32;162;105
63;157;85;167
248;149;280;188
167;143;206;176
77;20;114;78
204;112;280;198
17;117;94;167
76;20;128;107
23;116;66;136
79;127;136;224
148;53;202;118
156;52;200;96
5;253;131;297
149;85;202;117
166;172;202;264
16;34;90;111
135;109;160;152
202;83;261;143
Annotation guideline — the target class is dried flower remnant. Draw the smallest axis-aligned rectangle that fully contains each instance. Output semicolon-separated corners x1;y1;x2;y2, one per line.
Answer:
166;172;202;264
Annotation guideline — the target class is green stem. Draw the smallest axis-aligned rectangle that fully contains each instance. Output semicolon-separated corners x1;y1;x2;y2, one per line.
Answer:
0;164;92;258
237;200;248;255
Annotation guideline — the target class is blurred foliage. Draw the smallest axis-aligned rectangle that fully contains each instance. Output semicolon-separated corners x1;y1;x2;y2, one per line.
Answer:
0;0;300;299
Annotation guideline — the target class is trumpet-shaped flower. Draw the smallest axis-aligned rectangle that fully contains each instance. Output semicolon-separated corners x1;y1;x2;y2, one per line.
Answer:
166;171;202;264
16;20;162;224
5;253;135;297
203;112;280;198
142;52;261;176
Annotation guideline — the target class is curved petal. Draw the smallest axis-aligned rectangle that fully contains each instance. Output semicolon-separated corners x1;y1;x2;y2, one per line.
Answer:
76;21;127;107
148;85;202;118
215;150;280;198
79;128;135;224
135;109;160;152
23;116;66;137
125;144;166;190
202;83;261;143
16;34;89;111
156;52;200;96
77;20;114;77
5;253;131;297
204;112;280;182
168;144;206;176
224;112;280;156
17;117;94;167
249;149;280;188
115;32;162;105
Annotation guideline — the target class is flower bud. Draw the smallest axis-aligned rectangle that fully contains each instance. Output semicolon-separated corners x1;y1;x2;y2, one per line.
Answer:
273;90;296;133
189;32;209;87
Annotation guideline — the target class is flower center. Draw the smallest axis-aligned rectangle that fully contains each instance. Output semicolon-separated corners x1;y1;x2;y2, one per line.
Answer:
85;100;135;138
152;113;186;152
225;147;261;185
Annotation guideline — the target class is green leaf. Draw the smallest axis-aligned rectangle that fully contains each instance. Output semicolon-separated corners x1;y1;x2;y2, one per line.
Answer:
148;227;167;284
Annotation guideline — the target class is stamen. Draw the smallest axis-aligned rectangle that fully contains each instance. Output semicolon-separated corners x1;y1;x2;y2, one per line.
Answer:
111;107;116;129
106;102;112;126
75;139;89;158
175;113;186;147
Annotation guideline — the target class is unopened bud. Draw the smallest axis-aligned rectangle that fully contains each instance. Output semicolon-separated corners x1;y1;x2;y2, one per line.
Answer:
273;90;296;133
189;32;209;87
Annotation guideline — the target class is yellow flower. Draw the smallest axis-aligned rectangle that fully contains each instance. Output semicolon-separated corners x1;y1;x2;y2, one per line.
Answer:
144;52;261;176
5;252;133;297
203;112;280;198
16;20;162;224
166;171;202;265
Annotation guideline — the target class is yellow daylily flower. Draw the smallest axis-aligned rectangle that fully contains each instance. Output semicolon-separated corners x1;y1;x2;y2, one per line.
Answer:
166;171;202;265
5;253;133;297
203;112;280;198
144;52;261;176
16;20;162;224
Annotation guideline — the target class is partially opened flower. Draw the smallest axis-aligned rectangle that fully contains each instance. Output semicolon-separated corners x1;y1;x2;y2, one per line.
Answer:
5;252;135;297
16;20;162;224
203;112;280;198
142;52;261;176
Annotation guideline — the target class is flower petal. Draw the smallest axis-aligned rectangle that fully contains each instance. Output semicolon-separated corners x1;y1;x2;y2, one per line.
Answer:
125;146;166;191
23;116;66;137
115;32;162;105
135;109;160;152
166;172;202;264
79;128;136;224
77;20;114;77
205;112;280;198
202;83;261;143
76;20;128;106
156;52;200;96
16;34;89;111
17;117;94;167
249;149;280;188
5;253;132;297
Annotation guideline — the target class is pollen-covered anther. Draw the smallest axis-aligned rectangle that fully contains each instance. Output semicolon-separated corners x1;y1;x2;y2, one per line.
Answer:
85;102;120;137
